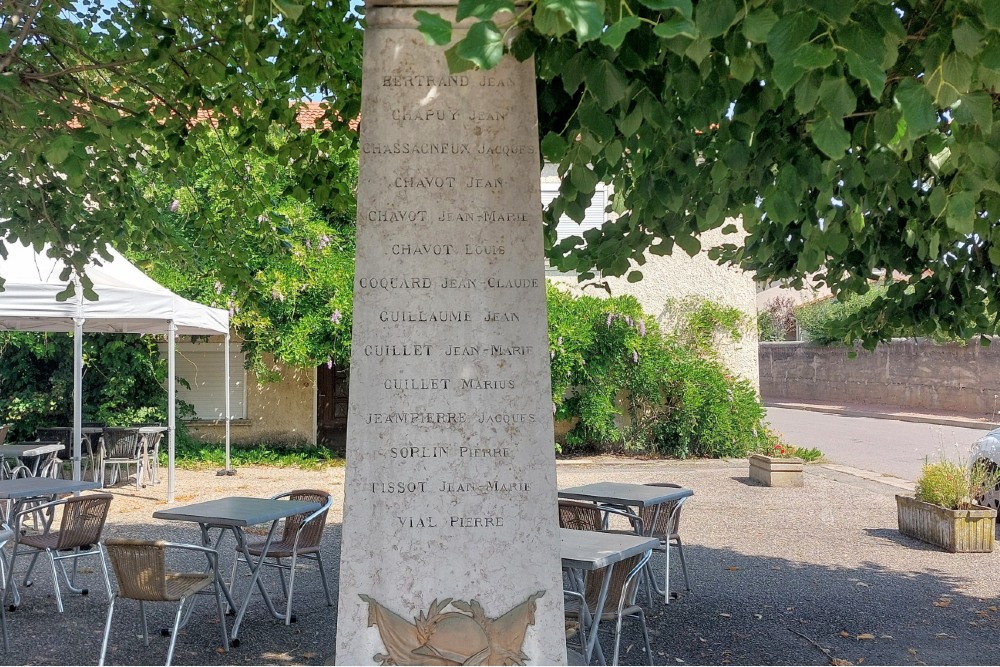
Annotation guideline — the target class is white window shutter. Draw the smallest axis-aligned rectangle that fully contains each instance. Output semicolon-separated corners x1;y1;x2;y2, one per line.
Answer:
160;342;247;420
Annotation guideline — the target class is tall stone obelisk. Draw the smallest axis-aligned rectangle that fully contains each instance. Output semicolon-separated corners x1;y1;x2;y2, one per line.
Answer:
335;2;566;664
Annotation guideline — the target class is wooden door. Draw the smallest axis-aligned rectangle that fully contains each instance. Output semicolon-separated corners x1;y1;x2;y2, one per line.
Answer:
317;363;348;453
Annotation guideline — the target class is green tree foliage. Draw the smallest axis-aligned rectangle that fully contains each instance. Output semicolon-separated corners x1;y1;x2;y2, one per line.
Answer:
426;0;1000;348
7;1;1000;351
0;332;174;441
548;285;768;457
796;282;964;344
131;129;357;376
0;0;360;295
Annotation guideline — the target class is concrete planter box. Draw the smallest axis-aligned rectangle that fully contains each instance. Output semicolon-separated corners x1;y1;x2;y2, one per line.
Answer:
749;454;804;487
895;495;997;553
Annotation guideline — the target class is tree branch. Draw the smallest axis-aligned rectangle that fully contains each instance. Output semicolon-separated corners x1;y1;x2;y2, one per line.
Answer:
0;0;46;72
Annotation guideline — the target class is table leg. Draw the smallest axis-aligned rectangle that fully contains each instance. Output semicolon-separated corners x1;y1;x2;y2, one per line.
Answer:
230;521;282;642
583;563;616;666
197;525;239;615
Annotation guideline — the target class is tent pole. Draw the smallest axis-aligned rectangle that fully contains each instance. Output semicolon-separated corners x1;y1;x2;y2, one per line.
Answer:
72;316;84;482
167;321;176;503
225;333;231;472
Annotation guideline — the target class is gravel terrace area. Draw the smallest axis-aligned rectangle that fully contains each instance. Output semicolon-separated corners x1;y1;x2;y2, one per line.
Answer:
2;458;999;666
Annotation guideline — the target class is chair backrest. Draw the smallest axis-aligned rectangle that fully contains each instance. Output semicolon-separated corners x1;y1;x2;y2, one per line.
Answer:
558;499;604;531
641;483;686;539
55;493;113;550
0;424;9;446
274;489;331;548
102;428;140;459
104;538;169;601
144;431;165;456
36;427;73;458
583;551;649;614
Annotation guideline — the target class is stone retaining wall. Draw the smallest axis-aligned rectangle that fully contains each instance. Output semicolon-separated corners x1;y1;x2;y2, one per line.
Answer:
759;339;1000;418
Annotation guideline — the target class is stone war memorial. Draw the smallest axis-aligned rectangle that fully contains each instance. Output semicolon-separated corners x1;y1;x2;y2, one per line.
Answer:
335;0;567;664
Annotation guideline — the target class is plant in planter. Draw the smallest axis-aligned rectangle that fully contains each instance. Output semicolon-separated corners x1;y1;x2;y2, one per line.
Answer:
896;459;999;553
748;438;821;487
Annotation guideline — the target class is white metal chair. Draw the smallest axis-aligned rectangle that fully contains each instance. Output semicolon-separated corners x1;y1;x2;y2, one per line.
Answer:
0;524;13;651
100;538;229;666
5;493;114;613
230;489;333;624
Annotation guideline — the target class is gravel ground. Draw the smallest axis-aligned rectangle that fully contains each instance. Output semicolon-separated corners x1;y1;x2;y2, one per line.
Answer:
2;458;998;666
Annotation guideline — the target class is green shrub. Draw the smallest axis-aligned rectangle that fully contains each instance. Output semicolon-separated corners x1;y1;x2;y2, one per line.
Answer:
548;285;770;458
0;332;181;441
915;459;999;510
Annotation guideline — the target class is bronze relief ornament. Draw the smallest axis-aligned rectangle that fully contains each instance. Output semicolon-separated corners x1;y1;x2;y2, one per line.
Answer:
359;591;546;665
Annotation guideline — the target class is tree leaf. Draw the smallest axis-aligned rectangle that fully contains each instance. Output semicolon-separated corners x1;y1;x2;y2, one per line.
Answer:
584;60;628;111
600;16;641;49
637;0;691;16
455;21;505;69
793;44;836;70
272;0;304;21
654;15;697;39
893;79;938;137
814;0;852;24
845;51;886;99
414;11;452;46
952;20;983;57
810;116;851;158
767;11;818;58
730;54;756;83
945;191;976;235
456;0;515;21
743;8;777;43
818;76;856;119
578;99;616;140
695;0;737;39
953;92;993;133
534;4;574;36
445;44;477;72
44;135;75;165
541;132;568;161
539;0;606;43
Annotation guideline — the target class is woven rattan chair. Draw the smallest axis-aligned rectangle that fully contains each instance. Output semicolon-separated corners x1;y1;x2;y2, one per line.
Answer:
640;482;690;604
100;538;229;666
6;493;113;613
230;490;333;625
564;550;653;666
100;428;144;489
558;498;644;533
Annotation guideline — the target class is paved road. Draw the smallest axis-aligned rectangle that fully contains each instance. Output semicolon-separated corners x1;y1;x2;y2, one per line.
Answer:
766;406;993;482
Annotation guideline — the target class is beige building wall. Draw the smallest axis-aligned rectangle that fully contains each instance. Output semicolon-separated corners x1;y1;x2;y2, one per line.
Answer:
187;354;316;445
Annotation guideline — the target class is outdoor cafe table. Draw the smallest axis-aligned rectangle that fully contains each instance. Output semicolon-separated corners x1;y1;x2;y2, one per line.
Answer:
559;481;694;534
0;477;102;605
153;496;321;644
560;527;659;665
0;442;64;478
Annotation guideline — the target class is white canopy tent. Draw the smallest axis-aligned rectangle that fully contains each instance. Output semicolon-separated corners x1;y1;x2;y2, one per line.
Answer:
0;242;231;502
